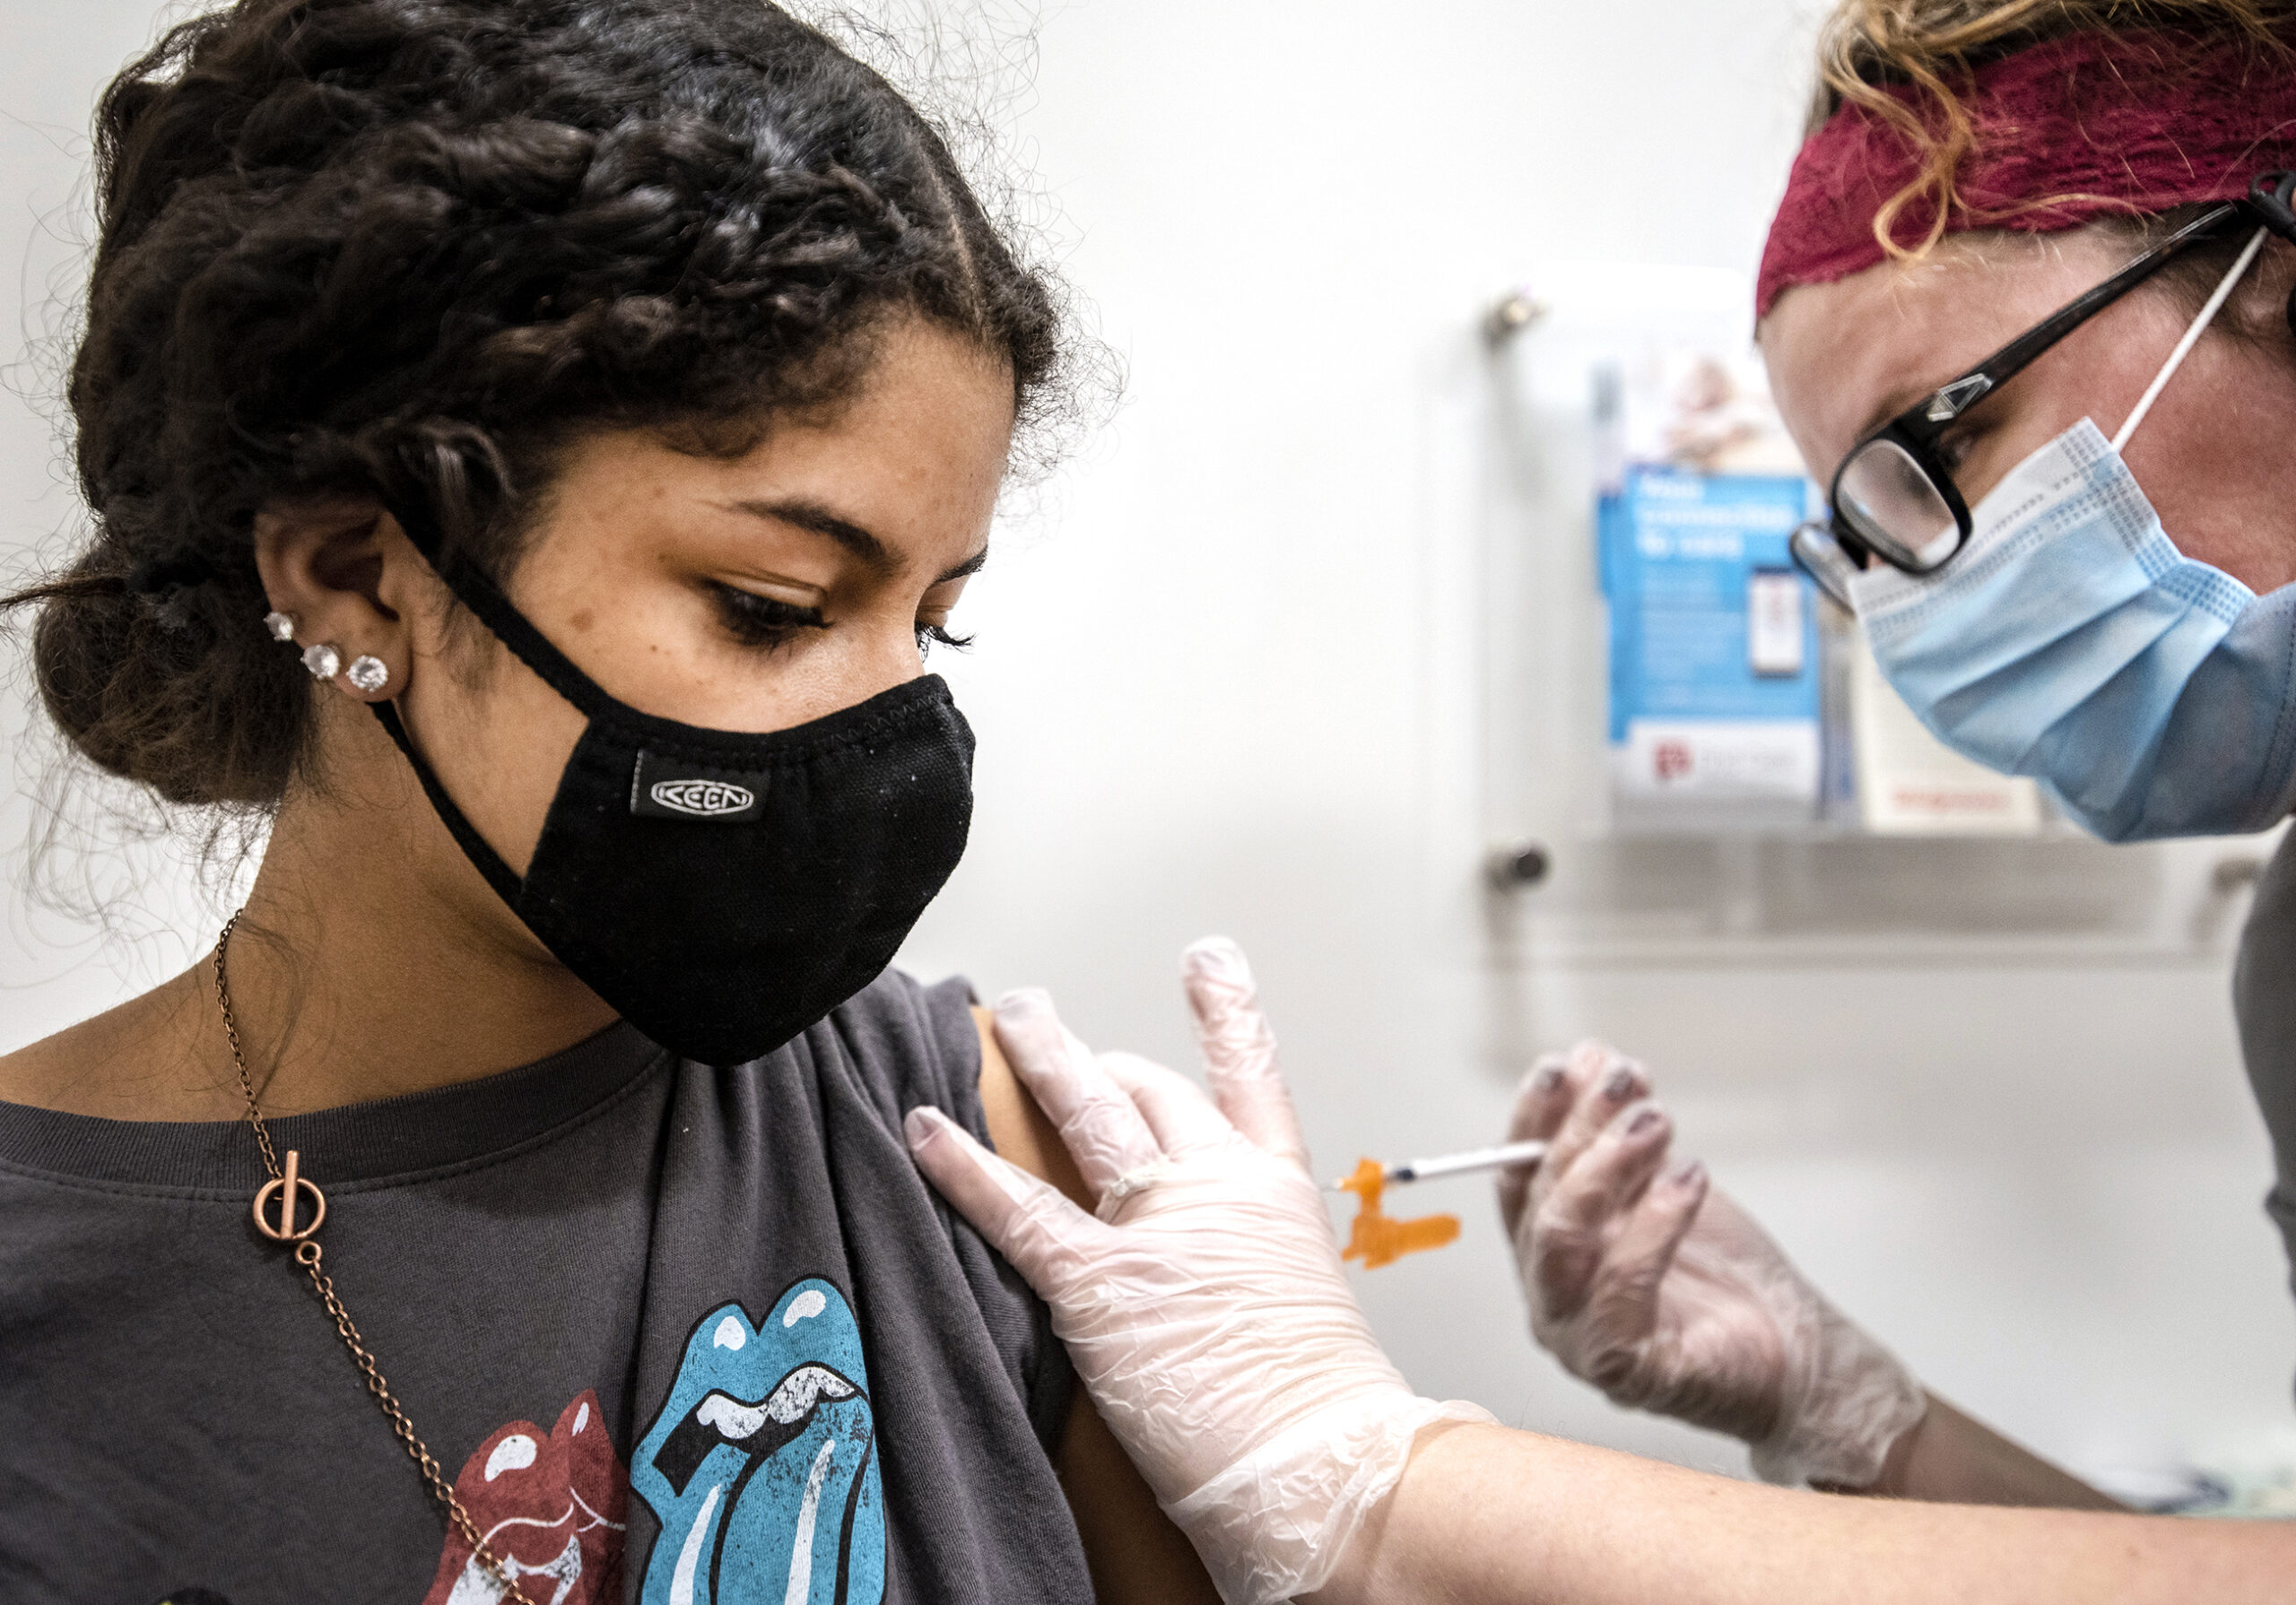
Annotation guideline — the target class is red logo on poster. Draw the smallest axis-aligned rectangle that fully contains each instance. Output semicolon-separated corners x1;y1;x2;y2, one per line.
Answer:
1653;739;1693;783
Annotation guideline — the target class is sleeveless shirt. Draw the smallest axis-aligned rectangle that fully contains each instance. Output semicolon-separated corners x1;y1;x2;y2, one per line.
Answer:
0;970;1093;1605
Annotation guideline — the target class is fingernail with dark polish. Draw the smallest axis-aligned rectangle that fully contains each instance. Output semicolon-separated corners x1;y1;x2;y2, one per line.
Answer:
1534;1064;1566;1094
1603;1067;1639;1102
1627;1106;1663;1136
1668;1157;1705;1187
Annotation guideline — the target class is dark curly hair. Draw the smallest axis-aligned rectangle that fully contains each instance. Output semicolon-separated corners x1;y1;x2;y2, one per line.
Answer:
4;0;1070;808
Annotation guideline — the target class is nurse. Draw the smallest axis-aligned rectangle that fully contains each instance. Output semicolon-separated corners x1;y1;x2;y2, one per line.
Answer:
1508;0;2296;1515
909;2;2296;1601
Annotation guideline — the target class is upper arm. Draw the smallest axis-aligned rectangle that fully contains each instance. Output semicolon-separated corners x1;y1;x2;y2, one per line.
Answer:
972;1004;1095;1210
972;1007;1222;1605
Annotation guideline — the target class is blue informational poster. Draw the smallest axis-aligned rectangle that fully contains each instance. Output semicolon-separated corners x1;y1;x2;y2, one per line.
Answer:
1596;467;1822;818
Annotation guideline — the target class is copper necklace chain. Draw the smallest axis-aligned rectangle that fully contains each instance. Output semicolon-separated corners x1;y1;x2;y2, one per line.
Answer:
214;910;536;1605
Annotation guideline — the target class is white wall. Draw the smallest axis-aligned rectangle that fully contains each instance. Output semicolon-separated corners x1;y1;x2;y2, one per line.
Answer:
0;0;254;1040
6;0;2292;1488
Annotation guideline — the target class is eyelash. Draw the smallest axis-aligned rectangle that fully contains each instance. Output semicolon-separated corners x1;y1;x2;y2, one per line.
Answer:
710;584;828;651
709;584;978;657
918;623;974;658
1935;430;1978;473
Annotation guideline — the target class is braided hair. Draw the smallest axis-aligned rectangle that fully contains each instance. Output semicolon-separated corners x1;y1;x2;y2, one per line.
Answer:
8;0;1072;806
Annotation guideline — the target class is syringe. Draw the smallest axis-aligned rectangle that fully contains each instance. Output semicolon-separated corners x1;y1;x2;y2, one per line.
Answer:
1326;1139;1548;1192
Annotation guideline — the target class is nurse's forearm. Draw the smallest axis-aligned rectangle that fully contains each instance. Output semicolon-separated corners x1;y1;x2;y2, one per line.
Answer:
1313;1422;2296;1605
1859;1393;2124;1510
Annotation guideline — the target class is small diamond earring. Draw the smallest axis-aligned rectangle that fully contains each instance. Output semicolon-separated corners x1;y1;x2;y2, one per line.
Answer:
263;610;296;642
301;643;341;681
344;655;389;694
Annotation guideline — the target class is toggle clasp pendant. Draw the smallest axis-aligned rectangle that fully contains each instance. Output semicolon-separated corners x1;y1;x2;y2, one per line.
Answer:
252;1148;327;1243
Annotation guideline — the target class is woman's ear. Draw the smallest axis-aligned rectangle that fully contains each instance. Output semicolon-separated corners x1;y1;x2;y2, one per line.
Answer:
251;500;425;703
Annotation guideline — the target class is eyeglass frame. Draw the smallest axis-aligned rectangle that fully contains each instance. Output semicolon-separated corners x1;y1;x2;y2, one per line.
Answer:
1792;169;2296;606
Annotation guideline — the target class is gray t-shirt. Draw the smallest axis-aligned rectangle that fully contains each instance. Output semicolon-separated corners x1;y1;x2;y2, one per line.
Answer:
2239;832;2296;1321
0;969;1091;1605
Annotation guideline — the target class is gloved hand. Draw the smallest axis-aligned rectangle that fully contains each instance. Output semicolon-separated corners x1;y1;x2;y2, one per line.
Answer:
1499;1040;1927;1490
905;938;1492;1605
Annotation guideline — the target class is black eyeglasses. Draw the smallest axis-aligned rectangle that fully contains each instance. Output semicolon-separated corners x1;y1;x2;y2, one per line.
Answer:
1791;169;2296;608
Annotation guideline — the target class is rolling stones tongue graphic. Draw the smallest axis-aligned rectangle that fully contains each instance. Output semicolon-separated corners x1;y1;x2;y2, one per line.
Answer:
422;1391;629;1605
633;1280;887;1605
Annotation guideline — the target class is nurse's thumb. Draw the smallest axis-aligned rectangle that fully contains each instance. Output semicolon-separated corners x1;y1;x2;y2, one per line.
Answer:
905;1104;1106;1294
1182;935;1311;1169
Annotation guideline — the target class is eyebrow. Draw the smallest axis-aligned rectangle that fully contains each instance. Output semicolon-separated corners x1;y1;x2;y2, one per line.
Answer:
936;547;989;585
726;497;987;586
728;497;895;576
1852;378;1936;445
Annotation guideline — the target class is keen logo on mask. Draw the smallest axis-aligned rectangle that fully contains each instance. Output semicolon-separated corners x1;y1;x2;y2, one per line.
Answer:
370;518;975;1067
630;755;766;822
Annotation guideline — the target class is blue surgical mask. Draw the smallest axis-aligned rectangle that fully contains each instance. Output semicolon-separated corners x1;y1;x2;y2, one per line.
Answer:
1848;418;2296;840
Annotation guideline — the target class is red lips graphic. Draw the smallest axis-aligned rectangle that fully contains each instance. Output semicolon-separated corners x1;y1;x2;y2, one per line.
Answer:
422;1391;630;1605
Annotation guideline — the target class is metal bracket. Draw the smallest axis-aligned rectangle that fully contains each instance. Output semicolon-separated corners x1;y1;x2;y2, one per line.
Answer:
1483;291;1549;348
1484;841;1552;889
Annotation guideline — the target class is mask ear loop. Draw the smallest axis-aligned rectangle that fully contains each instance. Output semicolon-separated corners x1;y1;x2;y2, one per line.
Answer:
2112;225;2269;452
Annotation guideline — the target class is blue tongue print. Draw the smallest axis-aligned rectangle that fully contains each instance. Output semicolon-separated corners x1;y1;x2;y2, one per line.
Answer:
634;1280;887;1604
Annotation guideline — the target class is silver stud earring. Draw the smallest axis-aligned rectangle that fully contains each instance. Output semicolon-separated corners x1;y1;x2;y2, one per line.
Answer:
263;610;296;642
301;643;341;681
344;655;389;695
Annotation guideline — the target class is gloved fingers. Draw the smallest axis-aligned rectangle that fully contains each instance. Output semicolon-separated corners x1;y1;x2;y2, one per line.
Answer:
1575;1155;1709;1384
905;1104;1113;1293
1100;1050;1235;1158
1509;1053;1578;1142
1543;1097;1676;1236
1525;1097;1674;1322
1182;935;1311;1167
992;988;1164;1196
1529;1040;1649;1213
1497;1054;1576;1236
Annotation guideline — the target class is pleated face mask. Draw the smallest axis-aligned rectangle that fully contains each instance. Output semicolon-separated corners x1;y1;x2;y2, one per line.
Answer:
1848;418;2296;842
1837;213;2296;844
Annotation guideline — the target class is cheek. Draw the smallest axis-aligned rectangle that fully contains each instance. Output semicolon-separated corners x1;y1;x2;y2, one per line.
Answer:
2111;339;2296;589
407;633;589;879
524;526;924;734
1945;408;2076;508
2130;437;2296;590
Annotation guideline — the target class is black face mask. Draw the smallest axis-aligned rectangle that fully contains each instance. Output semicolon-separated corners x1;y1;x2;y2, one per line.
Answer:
374;537;975;1067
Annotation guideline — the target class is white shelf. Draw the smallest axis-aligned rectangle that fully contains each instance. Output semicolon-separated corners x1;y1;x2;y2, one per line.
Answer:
1474;291;2282;970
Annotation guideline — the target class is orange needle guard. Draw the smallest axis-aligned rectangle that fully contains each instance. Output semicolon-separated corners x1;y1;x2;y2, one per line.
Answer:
1337;1157;1461;1270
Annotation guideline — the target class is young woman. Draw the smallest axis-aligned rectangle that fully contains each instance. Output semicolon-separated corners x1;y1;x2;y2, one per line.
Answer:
0;2;1212;1600
907;3;2296;1601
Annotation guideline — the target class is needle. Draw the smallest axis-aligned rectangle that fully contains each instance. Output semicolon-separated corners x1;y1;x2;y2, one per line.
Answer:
1326;1139;1549;1192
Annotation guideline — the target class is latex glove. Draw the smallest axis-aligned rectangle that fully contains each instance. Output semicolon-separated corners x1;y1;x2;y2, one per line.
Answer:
906;938;1492;1605
1498;1040;1926;1490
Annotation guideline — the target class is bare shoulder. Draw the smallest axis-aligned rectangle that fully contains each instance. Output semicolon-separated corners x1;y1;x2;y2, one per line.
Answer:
0;967;220;1119
964;1005;1220;1604
970;1003;1093;1210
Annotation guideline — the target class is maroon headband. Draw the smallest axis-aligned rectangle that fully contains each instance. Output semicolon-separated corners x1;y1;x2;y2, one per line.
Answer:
1756;28;2296;319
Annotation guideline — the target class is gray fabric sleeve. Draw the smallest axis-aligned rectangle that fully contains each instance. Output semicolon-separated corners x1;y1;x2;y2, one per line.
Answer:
912;975;1078;1457
2236;831;2296;1344
2153;584;2296;837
